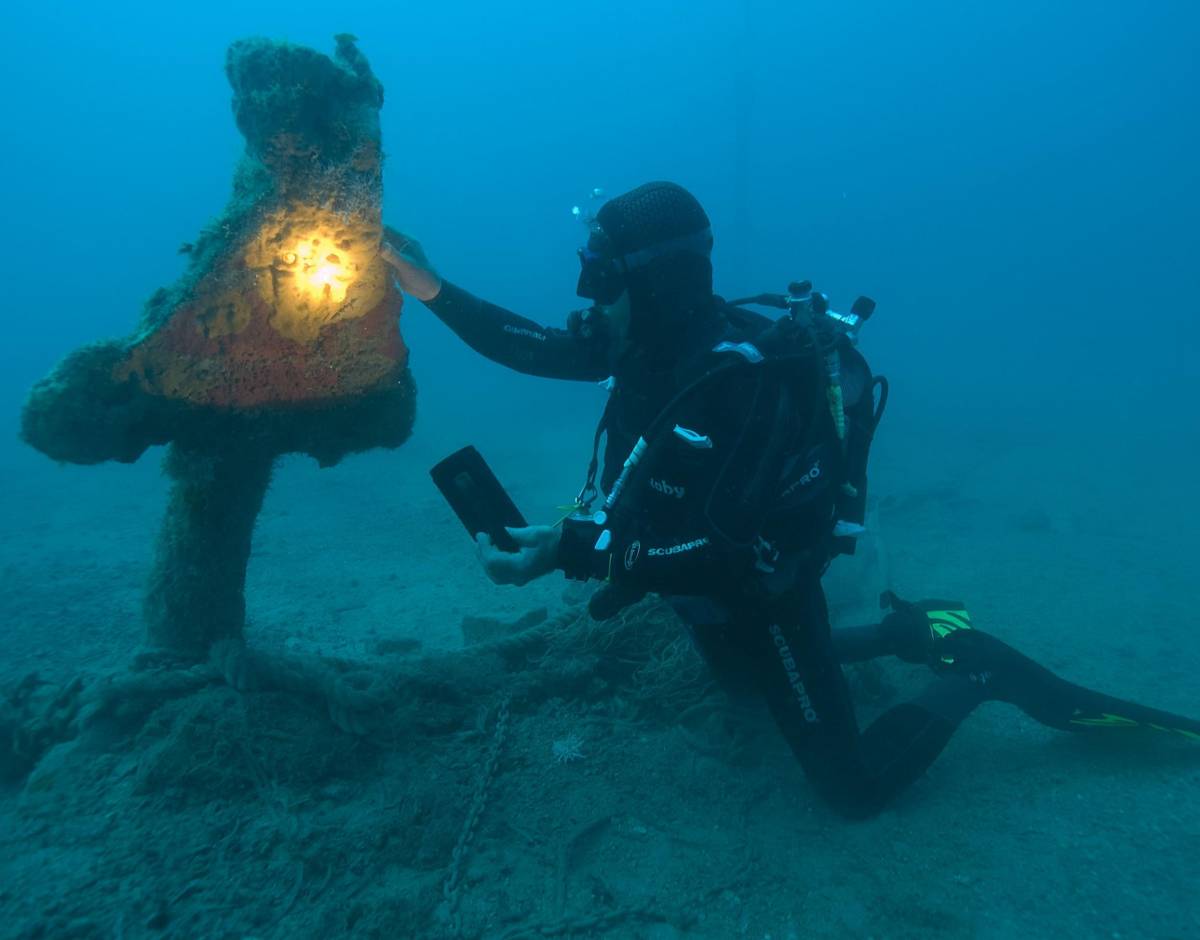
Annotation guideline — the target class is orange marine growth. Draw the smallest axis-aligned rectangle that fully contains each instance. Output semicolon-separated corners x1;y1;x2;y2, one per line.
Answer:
115;207;406;409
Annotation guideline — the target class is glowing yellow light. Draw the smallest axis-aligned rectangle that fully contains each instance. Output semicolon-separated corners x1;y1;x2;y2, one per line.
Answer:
284;240;350;301
244;206;388;342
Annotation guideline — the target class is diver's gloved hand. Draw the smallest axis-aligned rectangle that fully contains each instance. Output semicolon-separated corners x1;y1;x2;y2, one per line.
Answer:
381;226;442;301
476;526;562;587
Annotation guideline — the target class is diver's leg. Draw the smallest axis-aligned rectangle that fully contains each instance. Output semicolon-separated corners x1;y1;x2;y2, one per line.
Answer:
939;627;1200;737
665;595;758;699
881;593;1200;739
830;622;904;663
831;600;941;663
681;595;912;668
742;578;986;818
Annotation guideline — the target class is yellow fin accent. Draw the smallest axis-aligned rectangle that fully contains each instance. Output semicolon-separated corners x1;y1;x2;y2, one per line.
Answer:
1148;723;1200;741
1069;713;1140;729
927;609;972;639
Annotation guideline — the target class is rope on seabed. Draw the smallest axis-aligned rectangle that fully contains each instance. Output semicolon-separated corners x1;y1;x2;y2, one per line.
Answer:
439;691;511;938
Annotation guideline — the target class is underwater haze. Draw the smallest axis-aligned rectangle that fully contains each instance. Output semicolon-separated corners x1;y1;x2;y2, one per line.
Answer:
1;1;1198;938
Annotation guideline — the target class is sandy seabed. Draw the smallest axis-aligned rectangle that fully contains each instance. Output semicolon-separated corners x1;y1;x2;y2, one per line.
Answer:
1;412;1197;940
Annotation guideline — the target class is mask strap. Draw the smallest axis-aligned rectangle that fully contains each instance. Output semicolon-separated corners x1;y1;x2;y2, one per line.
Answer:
618;227;713;273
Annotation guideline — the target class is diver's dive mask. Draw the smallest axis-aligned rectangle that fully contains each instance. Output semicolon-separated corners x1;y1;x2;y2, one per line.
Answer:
575;227;714;306
576;236;625;306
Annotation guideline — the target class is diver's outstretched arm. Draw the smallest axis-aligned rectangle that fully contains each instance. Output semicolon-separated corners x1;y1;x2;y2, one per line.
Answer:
381;227;611;382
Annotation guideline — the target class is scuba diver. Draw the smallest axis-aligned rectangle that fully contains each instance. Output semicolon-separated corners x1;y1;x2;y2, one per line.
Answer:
383;181;1199;818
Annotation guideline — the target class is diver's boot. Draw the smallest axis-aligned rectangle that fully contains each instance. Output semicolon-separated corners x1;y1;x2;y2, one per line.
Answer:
866;591;966;664
830;593;948;663
832;593;973;664
882;592;1200;740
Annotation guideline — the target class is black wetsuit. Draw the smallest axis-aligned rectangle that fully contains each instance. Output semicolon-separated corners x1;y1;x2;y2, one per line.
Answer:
427;282;1200;818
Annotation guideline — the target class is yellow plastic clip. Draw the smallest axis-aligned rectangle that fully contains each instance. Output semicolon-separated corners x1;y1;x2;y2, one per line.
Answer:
553;501;584;527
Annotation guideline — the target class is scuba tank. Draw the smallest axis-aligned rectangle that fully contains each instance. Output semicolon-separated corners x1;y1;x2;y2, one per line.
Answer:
717;281;888;555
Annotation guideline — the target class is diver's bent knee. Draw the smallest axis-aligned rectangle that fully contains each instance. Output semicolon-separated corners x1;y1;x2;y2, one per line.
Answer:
808;775;888;821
